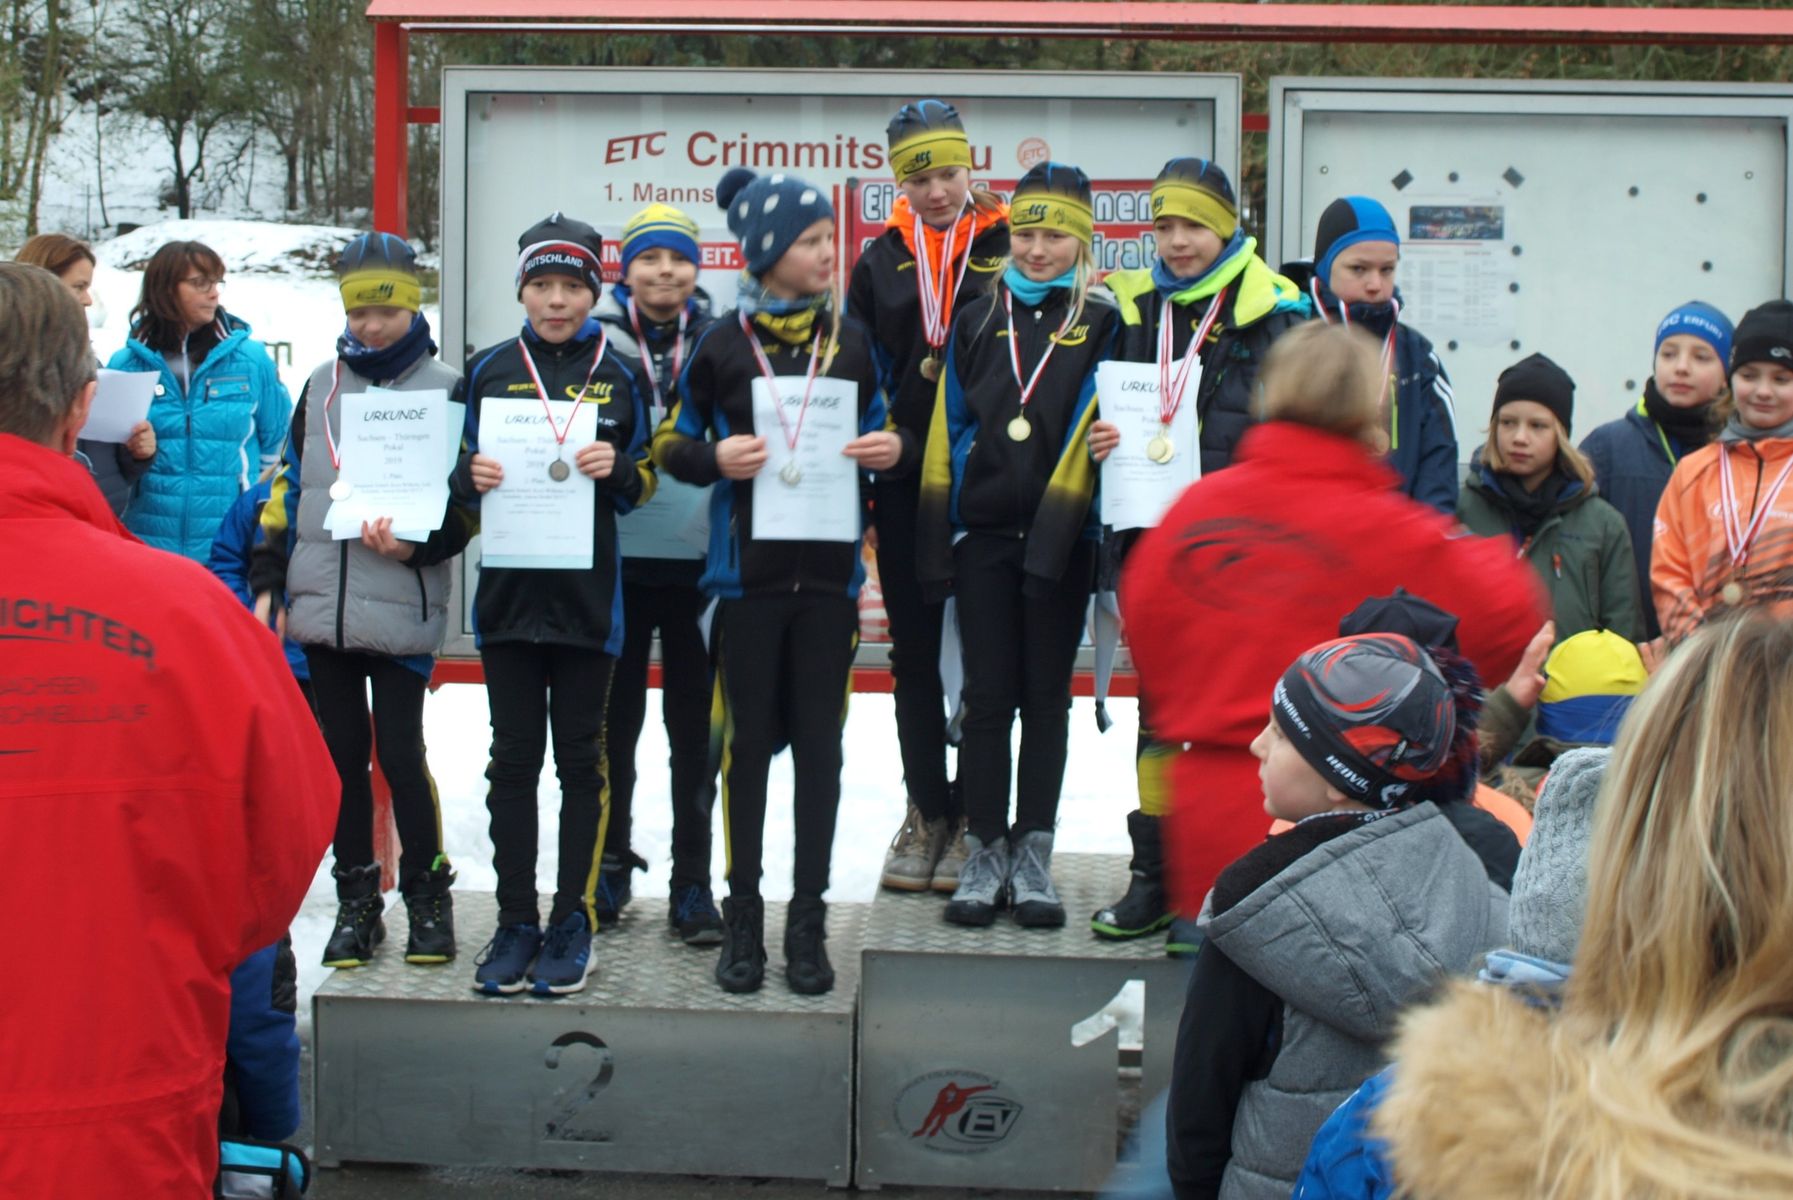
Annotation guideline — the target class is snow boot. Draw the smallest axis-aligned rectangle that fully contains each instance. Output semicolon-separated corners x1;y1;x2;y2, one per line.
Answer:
784;895;835;995
401;857;457;964
321;864;385;968
881;802;948;891
1010;830;1066;928
1090;811;1172;940
931;816;971;894
593;850;647;930
715;895;767;994
944;833;1010;927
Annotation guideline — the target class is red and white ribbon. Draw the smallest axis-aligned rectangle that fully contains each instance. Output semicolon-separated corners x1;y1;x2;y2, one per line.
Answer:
517;331;610;450
628;296;687;415
1004;288;1076;419
1718;443;1793;579
739;311;825;458
914;202;977;352
1158;287;1227;429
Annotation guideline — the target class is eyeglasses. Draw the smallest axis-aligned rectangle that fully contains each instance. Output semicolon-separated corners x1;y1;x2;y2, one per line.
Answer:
181;276;224;292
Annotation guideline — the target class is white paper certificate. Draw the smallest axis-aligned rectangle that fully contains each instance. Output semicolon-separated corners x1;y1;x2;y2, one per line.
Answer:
476;397;598;569
1097;359;1201;531
619;475;710;560
80;369;158;443
750;375;860;543
326;389;452;540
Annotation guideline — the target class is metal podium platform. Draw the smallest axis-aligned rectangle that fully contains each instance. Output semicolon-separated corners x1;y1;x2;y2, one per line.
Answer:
313;893;864;1184
855;853;1188;1194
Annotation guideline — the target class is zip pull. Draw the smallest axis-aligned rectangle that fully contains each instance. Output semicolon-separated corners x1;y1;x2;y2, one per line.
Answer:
1552;552;1562;579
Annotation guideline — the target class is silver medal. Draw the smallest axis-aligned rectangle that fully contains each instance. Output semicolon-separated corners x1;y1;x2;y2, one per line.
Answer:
780;460;803;486
328;479;352;501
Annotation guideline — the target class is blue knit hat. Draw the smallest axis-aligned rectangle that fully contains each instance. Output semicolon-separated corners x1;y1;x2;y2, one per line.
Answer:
717;168;835;278
619;203;701;277
1655;300;1734;366
1314;196;1401;288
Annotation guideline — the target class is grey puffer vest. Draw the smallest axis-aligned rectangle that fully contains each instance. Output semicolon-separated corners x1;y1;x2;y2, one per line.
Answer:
1208;802;1508;1200
287;355;459;656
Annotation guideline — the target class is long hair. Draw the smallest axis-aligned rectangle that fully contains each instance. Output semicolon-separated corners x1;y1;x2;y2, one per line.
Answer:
982;241;1095;337
1547;614;1793;1193
1482;412;1597;488
14;233;95;278
129;240;226;351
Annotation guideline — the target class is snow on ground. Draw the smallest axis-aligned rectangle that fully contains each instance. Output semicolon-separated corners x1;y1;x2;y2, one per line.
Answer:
292;695;1144;1013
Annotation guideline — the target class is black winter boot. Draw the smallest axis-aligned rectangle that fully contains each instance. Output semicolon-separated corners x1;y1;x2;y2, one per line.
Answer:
401;858;457;964
321;864;386;968
783;895;834;995
715;895;766;994
1090;811;1172;940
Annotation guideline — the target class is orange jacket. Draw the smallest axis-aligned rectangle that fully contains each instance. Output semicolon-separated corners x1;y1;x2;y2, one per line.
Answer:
1651;435;1793;641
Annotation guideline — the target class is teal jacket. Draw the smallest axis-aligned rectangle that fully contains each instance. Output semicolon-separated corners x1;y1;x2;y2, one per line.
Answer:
109;313;291;561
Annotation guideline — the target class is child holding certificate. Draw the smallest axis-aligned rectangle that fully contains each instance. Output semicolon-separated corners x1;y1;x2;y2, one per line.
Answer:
594;203;724;945
916;161;1120;930
847;100;1009;896
452;213;652;998
1084;159;1307;950
655;168;908;996
252;232;473;970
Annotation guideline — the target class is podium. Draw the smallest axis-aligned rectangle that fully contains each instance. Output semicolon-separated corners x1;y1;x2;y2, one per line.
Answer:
855;853;1189;1193
312;893;862;1184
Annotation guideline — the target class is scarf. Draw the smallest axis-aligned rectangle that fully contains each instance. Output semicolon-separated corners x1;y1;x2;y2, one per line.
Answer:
1002;264;1076;307
1308;276;1403;340
1151;230;1251;304
1718;409;1793;444
336;312;437;382
1640;378;1715;452
736;271;828;345
1492;467;1568;539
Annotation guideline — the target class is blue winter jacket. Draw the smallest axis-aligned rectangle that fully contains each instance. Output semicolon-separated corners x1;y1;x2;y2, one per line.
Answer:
224;940;302;1142
1579;402;1694;641
109;313;291;562
208;481;311;682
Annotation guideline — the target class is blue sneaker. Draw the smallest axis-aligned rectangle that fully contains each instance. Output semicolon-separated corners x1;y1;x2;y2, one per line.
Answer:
471;922;542;995
670;883;725;946
530;911;596;996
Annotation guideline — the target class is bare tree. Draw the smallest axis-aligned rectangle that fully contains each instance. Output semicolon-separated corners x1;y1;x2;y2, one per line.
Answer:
0;0;79;237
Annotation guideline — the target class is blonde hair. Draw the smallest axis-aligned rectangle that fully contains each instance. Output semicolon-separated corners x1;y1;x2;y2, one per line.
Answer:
1534;615;1793;1194
984;241;1095;335
1482;411;1596;488
1256;321;1385;449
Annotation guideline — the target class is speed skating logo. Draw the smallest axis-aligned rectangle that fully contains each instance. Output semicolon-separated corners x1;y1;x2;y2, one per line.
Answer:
895;1069;1023;1152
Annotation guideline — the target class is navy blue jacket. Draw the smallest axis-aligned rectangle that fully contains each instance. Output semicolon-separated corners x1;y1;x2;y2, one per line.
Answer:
223;940;301;1142
208;480;311;682
1579;403;1693;641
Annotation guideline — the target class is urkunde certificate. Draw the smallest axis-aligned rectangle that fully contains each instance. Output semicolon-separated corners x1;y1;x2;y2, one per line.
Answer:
326;388;452;540
749;375;859;543
1096;360;1201;532
476;397;598;569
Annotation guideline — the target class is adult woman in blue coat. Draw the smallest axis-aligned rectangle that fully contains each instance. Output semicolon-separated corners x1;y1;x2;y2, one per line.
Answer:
108;240;291;561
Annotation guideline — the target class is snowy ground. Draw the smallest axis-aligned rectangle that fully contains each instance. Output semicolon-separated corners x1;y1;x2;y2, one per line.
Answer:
74;215;1144;1008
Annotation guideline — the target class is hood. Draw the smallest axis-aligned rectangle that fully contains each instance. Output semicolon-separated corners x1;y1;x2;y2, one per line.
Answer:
1208;802;1506;1043
122;310;253;366
1376;983;1793;1199
0;433;134;537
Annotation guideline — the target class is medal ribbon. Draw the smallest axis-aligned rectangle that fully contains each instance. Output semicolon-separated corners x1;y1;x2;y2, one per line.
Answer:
1004;287;1076;419
517;331;610;452
739;311;825;462
1311;279;1400;409
1718;444;1793;578
913;201;977;351
627;296;687;415
319;359;346;471
1158;287;1226;429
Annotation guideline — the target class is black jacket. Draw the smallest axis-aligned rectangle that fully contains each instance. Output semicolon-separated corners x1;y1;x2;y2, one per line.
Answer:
653;309;909;599
846;218;1009;443
451;319;649;654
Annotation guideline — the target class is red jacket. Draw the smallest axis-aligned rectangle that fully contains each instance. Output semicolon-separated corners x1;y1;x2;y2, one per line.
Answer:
1120;423;1547;916
0;435;336;1196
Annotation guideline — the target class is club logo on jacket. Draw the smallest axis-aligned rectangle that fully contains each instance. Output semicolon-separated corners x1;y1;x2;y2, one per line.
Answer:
894;1069;1023;1153
969;256;1004;273
502;381;614;403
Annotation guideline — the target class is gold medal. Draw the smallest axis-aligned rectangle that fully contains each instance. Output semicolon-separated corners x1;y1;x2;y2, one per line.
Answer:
1722;580;1747;606
919;354;941;382
1007;415;1032;442
1146;432;1174;464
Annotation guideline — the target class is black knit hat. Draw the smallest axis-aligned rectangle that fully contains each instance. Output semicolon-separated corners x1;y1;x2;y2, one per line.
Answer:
515;212;603;298
1493;352;1576;437
1273;633;1457;809
1150;157;1237;240
1730;300;1793;375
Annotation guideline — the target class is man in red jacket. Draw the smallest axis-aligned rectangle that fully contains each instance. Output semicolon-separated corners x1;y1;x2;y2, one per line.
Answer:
0;263;337;1195
1121;323;1547;935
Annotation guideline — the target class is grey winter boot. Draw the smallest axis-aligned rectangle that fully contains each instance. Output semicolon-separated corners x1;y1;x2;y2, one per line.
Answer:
1010;830;1066;928
943;833;1010;927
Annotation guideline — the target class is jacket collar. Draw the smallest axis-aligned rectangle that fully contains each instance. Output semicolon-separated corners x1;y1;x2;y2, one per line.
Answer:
0;433;135;538
1235;421;1404;490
